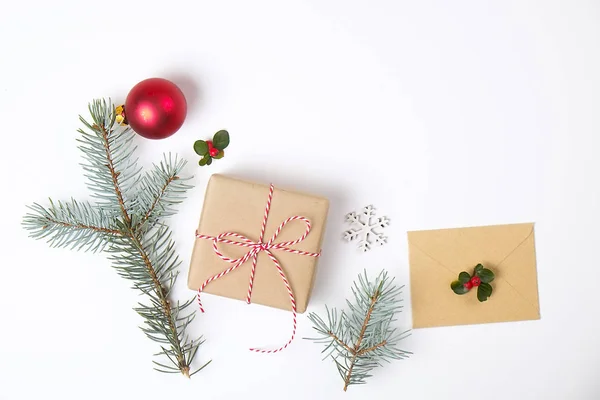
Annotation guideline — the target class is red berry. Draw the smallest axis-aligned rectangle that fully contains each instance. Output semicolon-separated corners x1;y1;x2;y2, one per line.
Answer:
470;276;481;287
209;148;219;157
207;140;214;149
463;281;473;290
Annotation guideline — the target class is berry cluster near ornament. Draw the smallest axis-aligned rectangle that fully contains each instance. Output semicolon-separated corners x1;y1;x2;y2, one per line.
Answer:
450;264;495;302
194;130;230;166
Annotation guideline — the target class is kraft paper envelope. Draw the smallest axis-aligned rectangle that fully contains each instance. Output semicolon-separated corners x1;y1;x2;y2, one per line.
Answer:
408;223;540;328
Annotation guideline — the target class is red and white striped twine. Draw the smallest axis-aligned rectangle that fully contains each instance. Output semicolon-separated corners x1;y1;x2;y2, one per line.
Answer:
195;184;321;353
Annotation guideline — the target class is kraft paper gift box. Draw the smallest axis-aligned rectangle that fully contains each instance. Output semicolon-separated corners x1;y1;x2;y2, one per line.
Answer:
408;222;541;328
188;174;329;313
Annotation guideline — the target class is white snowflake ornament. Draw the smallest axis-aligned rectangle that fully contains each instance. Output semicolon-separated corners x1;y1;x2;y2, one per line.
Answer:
343;205;390;252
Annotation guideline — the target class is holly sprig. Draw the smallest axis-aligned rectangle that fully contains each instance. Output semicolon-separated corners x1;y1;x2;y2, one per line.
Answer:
193;130;230;166
450;264;495;302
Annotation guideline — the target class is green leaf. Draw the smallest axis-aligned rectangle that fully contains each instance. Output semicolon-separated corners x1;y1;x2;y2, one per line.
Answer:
206;157;213;166
212;130;230;150
193;140;208;156
198;155;210;166
451;280;470;295
477;282;493;302
458;271;471;284
474;264;484;274
213;150;225;159
477;268;495;283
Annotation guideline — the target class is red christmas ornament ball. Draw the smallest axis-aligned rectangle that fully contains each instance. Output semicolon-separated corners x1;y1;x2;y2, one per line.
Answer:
124;78;187;140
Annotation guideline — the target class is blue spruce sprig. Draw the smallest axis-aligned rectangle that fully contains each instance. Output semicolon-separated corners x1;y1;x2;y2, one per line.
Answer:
22;99;209;377
305;269;411;391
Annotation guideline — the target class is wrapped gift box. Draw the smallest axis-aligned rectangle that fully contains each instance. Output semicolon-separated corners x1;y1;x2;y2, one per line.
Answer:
188;174;329;313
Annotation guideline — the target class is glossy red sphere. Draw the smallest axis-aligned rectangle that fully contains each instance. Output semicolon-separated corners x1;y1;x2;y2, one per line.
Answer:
124;78;187;140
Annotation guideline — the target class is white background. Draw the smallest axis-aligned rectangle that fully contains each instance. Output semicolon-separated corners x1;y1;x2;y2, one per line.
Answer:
1;1;599;399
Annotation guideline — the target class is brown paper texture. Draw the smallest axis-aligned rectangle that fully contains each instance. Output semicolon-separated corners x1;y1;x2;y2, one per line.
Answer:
188;174;329;313
408;222;540;328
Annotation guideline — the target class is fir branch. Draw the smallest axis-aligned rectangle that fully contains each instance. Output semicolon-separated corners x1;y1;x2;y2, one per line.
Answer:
76;100;141;219
132;154;192;233
23;199;120;252
109;226;204;376
306;270;411;391
328;331;354;354
357;341;387;356
22;99;207;377
138;175;177;228
99;124;132;226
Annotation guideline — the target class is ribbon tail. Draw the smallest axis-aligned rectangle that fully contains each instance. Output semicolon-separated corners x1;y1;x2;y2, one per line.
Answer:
197;255;249;314
249;250;297;354
246;254;259;304
197;290;206;313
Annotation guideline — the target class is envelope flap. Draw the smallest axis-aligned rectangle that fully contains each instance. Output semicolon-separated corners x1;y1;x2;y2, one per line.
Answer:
407;223;534;273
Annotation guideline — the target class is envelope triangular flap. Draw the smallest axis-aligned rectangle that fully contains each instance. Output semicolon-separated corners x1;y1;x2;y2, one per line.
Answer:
408;223;534;272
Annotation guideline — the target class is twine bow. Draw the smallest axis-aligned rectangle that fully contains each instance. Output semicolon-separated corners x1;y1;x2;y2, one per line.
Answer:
195;184;321;353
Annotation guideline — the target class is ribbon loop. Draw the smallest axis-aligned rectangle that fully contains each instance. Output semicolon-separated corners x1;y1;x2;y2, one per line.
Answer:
266;216;312;248
194;184;321;353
